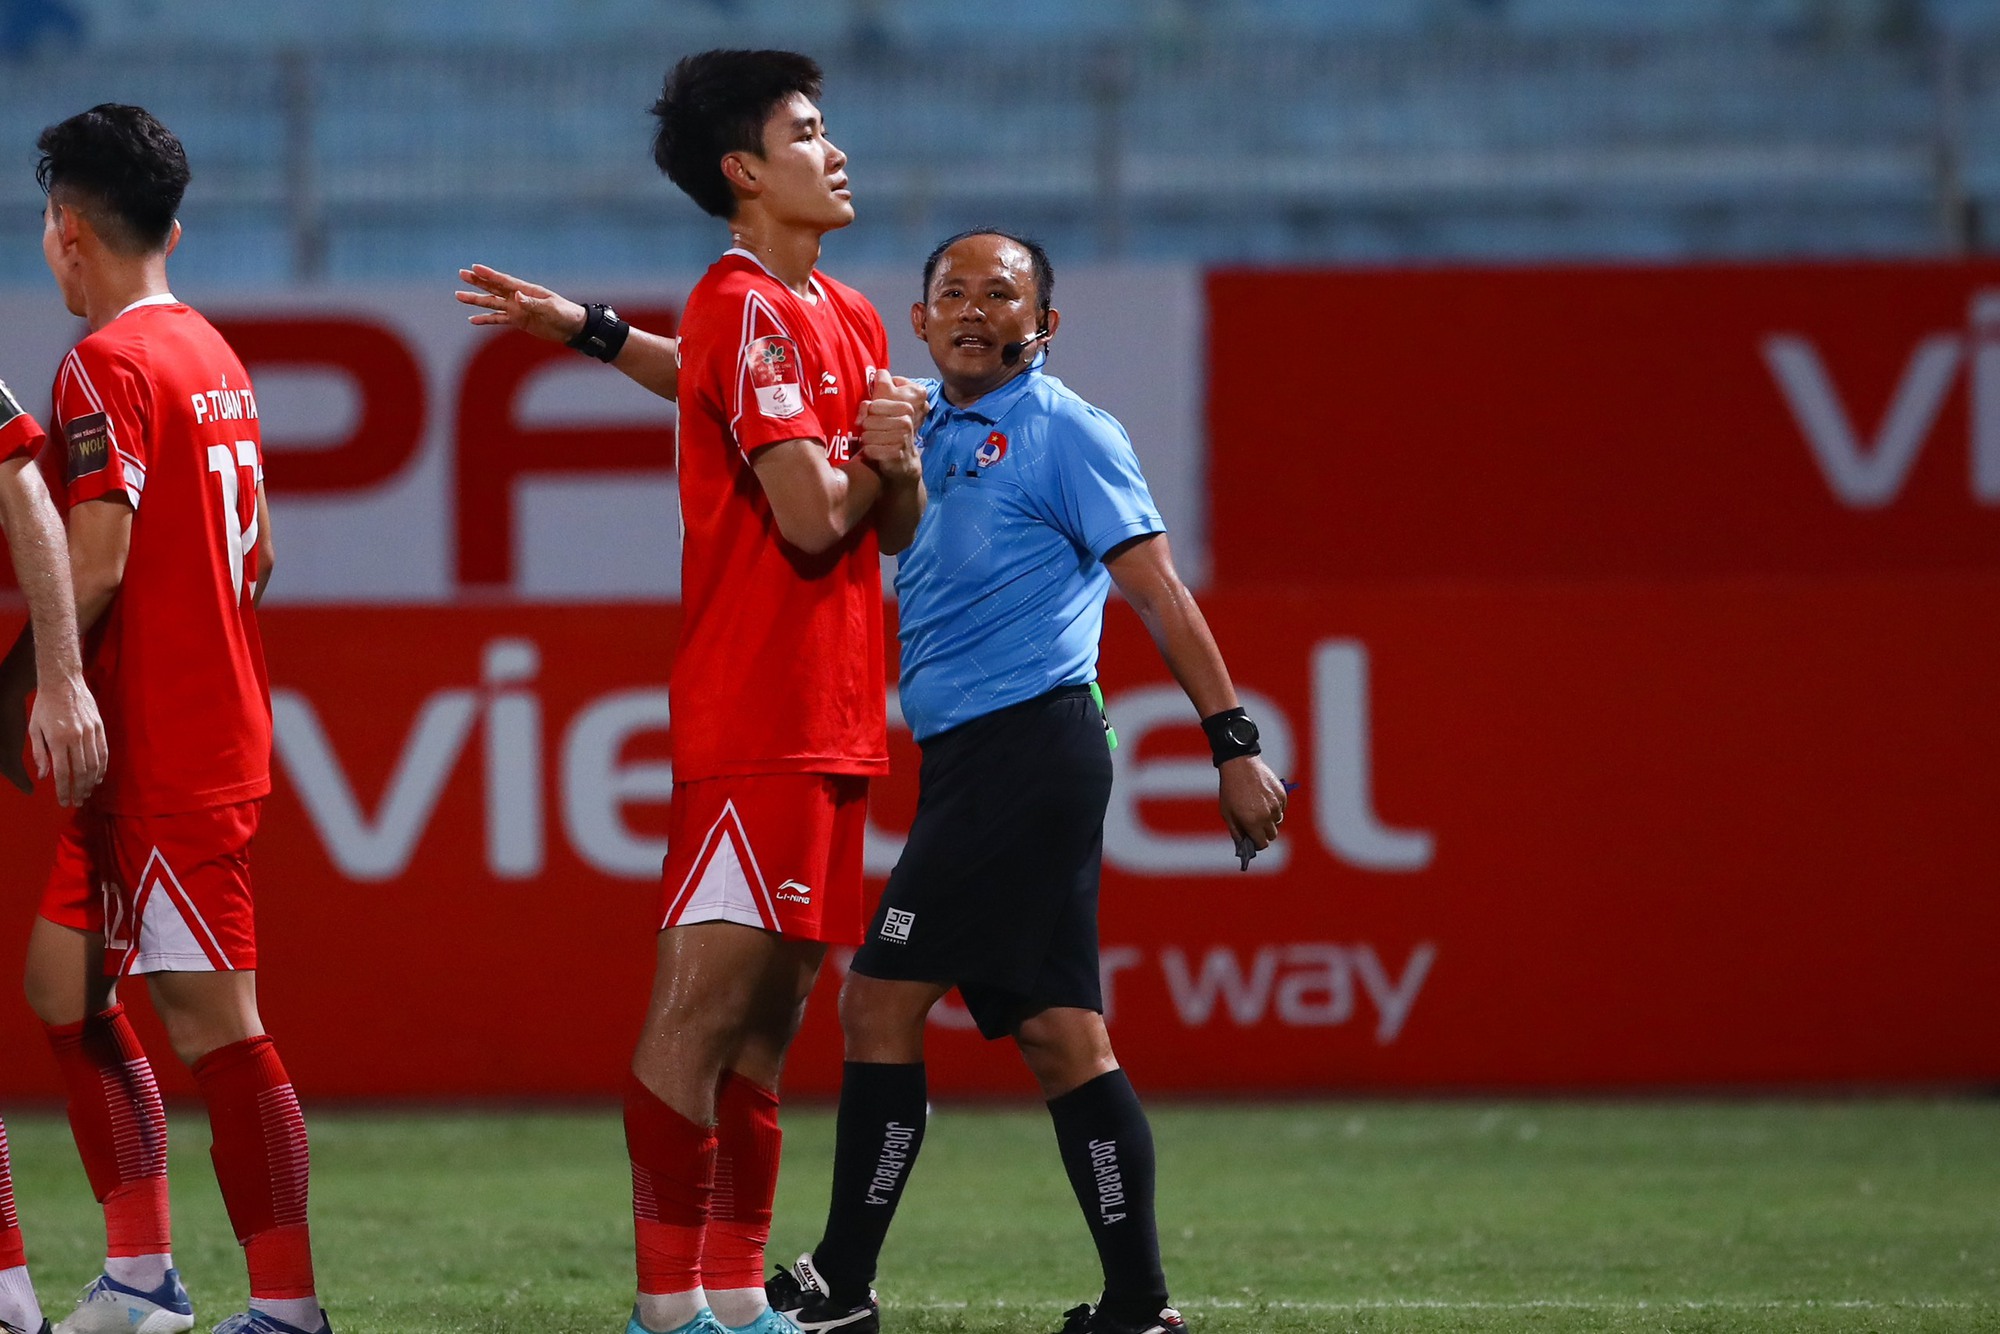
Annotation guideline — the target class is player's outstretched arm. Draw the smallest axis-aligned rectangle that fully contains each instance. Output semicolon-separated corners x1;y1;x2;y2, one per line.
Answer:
859;371;927;555
1104;532;1287;851
0;456;106;804
455;264;682;402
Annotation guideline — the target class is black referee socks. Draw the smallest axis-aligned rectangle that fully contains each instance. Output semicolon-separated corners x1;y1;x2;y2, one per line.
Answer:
813;1060;930;1304
1047;1068;1170;1323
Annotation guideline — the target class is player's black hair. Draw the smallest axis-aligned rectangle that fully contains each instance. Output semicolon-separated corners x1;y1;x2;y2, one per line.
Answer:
921;228;1056;325
35;103;189;255
651;49;824;219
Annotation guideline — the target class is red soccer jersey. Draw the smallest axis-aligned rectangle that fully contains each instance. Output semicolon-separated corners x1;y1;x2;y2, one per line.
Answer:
670;250;891;780
42;296;271;815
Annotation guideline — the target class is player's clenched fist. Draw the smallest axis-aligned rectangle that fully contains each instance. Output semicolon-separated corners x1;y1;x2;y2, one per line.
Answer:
455;264;587;343
859;369;925;483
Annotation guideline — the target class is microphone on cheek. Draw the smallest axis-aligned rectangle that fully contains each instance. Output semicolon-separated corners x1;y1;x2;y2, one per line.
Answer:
1000;328;1051;367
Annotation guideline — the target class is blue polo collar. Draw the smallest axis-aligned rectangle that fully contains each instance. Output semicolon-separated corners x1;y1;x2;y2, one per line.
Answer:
929;360;1044;426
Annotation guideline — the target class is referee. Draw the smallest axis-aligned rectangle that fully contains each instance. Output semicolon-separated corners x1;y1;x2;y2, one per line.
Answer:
770;230;1287;1334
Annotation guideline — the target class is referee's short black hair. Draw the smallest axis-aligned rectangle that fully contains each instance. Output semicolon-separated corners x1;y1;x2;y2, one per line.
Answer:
922;228;1056;322
651;49;824;219
36;104;189;255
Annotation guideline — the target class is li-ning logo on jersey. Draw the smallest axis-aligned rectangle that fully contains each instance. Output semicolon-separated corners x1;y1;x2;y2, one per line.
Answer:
745;334;805;420
63;412;112;483
977;431;1009;469
881;907;916;943
0;379;24;429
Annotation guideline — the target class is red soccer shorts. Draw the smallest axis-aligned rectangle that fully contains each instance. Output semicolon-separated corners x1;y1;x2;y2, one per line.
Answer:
659;774;869;945
40;801;261;976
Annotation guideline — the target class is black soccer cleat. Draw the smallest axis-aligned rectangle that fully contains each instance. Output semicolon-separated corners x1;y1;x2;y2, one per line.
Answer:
764;1254;879;1334
1050;1302;1191;1334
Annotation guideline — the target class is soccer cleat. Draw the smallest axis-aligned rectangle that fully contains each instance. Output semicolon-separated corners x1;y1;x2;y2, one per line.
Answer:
624;1309;726;1334
0;1320;52;1334
1050;1302;1190;1334
52;1269;194;1334
209;1311;332;1334
764;1255;878;1334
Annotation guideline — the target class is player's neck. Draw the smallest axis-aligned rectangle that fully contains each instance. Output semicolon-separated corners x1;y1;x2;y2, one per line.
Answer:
82;257;173;332
727;215;822;297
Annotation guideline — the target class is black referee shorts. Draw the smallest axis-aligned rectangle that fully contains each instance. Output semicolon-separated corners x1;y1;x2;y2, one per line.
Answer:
852;684;1114;1040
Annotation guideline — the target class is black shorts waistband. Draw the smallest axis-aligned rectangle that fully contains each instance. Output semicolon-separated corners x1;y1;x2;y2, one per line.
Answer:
921;683;1097;748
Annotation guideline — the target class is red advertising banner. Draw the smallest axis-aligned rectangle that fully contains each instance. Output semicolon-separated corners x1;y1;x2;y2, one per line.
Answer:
3;585;1994;1100
1208;260;2000;585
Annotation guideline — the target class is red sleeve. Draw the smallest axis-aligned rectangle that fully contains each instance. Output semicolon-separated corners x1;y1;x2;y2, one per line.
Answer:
0;389;43;462
53;342;148;508
725;282;829;461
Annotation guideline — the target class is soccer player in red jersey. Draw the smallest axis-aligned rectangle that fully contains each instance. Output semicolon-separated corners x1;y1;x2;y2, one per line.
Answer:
0;381;109;1334
458;49;926;1334
0;105;330;1334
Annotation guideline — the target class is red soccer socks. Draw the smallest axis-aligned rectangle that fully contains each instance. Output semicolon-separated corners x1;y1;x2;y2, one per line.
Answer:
190;1035;318;1314
706;1072;783;1322
44;1005;173;1262
625;1074;717;1329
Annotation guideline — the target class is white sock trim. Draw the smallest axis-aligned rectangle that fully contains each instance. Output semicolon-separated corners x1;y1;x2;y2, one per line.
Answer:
249;1295;324;1331
707;1286;769;1328
0;1264;44;1332
635;1287;708;1333
102;1252;172;1291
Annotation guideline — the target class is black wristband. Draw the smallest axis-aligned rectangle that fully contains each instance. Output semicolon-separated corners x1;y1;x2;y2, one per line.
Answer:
567;303;631;363
1201;707;1262;767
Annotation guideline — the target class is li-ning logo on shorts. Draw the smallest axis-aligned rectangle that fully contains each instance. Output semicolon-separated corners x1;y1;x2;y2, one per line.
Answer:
881;907;916;943
776;878;814;905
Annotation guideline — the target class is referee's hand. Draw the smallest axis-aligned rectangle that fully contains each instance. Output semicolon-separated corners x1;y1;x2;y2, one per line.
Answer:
859;370;924;483
1220;754;1287;854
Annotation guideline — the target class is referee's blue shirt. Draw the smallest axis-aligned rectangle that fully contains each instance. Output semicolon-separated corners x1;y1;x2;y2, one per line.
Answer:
896;364;1165;742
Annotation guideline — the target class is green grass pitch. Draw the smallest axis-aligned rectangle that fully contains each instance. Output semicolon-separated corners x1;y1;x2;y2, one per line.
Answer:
3;1100;1996;1332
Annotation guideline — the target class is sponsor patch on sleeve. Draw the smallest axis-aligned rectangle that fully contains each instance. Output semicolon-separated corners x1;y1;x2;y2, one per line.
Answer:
744;335;806;420
63;411;113;483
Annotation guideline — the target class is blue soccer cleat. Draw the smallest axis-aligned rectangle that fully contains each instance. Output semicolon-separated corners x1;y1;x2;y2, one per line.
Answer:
625;1308;726;1334
209;1309;332;1334
52;1269;194;1334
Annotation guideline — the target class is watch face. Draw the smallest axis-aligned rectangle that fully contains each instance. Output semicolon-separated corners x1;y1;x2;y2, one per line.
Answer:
1226;719;1259;747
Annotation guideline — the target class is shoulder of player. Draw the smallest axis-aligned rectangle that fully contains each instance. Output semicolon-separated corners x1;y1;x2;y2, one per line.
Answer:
682;261;803;344
58;324;150;408
808;269;874;312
